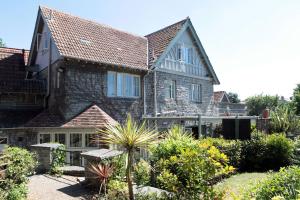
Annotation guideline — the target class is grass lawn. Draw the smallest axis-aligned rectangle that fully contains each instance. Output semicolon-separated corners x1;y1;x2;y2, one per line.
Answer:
214;172;271;199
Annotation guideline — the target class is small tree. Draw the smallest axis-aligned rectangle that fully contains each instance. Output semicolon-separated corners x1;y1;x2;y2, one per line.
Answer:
245;94;279;116
0;38;5;47
227;92;241;103
292;84;300;115
99;114;158;200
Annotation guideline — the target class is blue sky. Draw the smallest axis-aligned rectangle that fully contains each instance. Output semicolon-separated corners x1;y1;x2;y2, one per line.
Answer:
1;0;300;100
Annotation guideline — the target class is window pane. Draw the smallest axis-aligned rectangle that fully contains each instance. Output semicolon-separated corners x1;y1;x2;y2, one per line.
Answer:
167;80;176;99
55;134;66;145
178;47;182;60
133;77;140;97
85;134;98;147
69;151;81;166
40;134;50;143
125;74;133;97
117;73;123;96
0;138;8;144
107;72;116;96
172;81;176;99
70;134;82;147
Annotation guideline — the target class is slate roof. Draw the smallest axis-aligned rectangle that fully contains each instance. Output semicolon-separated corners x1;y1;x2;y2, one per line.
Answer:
25;104;117;128
0;47;28;80
0;47;46;94
145;19;188;66
39;6;148;70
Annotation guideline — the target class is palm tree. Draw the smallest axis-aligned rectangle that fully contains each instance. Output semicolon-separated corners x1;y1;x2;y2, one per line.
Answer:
99;114;158;200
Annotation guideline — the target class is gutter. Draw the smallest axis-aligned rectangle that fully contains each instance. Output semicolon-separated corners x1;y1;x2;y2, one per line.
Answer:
154;70;157;116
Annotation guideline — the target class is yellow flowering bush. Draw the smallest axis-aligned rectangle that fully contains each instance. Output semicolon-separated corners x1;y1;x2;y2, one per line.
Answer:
151;127;233;199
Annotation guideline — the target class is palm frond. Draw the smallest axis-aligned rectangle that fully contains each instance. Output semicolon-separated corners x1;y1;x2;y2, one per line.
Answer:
97;114;158;151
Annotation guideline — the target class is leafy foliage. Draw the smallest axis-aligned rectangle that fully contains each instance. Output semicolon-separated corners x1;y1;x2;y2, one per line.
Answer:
199;138;242;169
6;182;27;200
245;94;279;116
134;159;151;186
99;114;158;200
4;147;37;184
0;147;37;200
270;104;300;134
50;144;66;176
244;166;300;199
292;83;300;115
227;92;240;103
88;163;114;195
240;133;294;171
0;38;5;47
150;126;233;199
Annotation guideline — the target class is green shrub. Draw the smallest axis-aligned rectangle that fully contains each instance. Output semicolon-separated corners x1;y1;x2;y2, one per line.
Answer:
244;166;300;199
6;183;27;200
270;104;300;134
240;133;294;171
107;180;128;199
134;159;151;186
109;154;126;181
4;147;37;184
50;144;66;176
0;147;37;200
199;138;242;168
240;136;269;172
151;127;233;199
264;134;294;169
292;137;300;165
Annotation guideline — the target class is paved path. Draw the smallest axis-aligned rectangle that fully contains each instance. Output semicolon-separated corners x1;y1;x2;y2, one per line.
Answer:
28;174;92;200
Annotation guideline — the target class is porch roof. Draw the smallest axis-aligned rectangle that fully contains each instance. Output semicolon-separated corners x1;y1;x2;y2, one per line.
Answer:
24;104;117;128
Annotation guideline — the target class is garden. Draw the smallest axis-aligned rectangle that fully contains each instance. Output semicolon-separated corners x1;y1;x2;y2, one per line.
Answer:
1;102;300;200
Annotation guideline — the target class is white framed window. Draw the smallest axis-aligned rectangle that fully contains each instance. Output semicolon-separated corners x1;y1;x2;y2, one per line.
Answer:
186;48;193;64
167;80;176;99
54;133;66;145
70;133;82;148
39;133;51;143
177;46;183;61
190;84;202;102
107;71;140;98
177;45;193;64
85;134;98;148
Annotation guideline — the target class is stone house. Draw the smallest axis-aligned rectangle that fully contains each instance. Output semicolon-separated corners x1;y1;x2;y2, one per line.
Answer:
0;6;221;164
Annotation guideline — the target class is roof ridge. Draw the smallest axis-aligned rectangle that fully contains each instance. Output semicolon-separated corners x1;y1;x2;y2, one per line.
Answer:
145;17;189;37
39;5;147;40
0;47;29;52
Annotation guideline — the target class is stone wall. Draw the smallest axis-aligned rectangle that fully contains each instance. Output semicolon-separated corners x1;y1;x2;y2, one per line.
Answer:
50;60;146;123
30;143;62;173
0;128;38;148
145;70;214;116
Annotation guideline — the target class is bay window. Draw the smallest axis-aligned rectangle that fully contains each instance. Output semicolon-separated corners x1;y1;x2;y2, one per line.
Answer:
107;71;140;97
190;84;202;102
